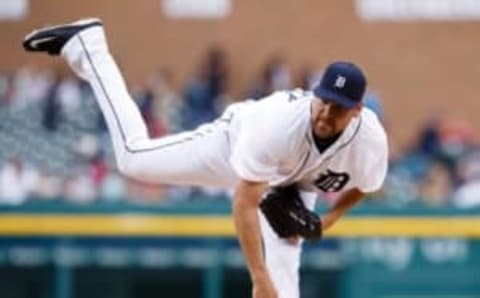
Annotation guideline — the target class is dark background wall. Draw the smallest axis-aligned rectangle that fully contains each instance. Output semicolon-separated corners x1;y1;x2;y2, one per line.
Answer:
1;0;479;146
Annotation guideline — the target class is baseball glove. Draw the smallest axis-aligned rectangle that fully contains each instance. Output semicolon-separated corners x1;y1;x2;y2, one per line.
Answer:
259;185;322;241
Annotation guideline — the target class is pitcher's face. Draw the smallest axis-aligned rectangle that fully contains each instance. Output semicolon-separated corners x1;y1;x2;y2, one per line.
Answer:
311;98;361;138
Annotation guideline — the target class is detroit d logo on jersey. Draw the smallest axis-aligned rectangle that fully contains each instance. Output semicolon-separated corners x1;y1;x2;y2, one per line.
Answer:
314;169;350;192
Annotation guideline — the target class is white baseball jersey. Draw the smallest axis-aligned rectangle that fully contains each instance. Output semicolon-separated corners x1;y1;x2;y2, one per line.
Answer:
227;89;388;194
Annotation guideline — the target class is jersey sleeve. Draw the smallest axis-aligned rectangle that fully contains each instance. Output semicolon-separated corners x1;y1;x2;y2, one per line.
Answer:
229;131;283;182
358;149;388;193
228;90;309;183
356;139;388;193
349;107;389;194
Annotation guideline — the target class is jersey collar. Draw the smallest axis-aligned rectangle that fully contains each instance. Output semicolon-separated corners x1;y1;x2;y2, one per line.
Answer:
307;103;363;161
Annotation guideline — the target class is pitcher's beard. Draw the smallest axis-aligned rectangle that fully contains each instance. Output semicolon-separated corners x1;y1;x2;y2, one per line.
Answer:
314;121;336;138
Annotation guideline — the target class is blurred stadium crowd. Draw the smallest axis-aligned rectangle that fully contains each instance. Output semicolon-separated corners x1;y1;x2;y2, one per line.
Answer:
1;47;480;208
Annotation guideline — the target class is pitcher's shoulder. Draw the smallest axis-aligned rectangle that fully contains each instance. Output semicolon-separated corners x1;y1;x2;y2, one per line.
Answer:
357;107;388;151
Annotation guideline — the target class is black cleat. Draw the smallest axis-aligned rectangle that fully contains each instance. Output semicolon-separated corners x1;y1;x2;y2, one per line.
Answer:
23;18;103;56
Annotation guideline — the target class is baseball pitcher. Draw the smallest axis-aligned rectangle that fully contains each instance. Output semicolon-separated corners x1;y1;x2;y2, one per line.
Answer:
23;19;388;298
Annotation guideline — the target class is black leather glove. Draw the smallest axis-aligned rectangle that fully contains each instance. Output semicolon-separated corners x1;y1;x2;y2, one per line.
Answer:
259;185;322;241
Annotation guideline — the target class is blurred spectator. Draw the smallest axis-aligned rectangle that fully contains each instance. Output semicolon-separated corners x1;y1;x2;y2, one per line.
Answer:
416;113;442;158
100;170;127;203
418;161;452;206
381;165;419;207
74;134;101;160
437;117;476;170
63;167;97;204
42;75;62;131
33;169;63;201
298;65;318;91
0;72;13;106
183;46;229;129
126;179;167;205
416;112;476;166
0;157;39;205
452;151;480;208
11;66;53;108
182;70;210;129
132;82;166;137
363;90;384;121
87;153;107;190
247;55;292;99
57;75;82;119
204;46;229;100
149;69;183;134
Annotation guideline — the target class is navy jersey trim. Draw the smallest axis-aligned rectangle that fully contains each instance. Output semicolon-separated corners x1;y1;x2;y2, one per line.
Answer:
324;116;362;161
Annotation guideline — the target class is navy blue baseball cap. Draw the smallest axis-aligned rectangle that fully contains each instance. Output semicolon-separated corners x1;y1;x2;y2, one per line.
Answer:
313;61;367;108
